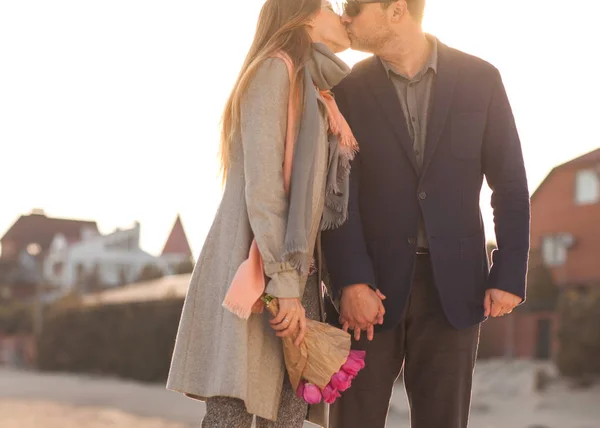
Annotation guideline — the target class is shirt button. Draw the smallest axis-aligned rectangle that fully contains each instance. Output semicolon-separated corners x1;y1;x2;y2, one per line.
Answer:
418;191;427;200
411;116;416;122
408;237;416;245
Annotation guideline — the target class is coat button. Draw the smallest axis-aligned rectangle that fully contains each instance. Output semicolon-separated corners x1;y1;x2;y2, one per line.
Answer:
418;191;427;200
407;237;416;245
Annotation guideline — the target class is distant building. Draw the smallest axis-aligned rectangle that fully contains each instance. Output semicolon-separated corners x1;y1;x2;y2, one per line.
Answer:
530;148;600;287
0;208;98;261
0;252;38;302
1;210;193;297
480;148;600;360
160;214;193;273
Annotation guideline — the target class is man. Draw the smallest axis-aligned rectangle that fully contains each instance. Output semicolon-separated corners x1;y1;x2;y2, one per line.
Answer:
321;1;530;427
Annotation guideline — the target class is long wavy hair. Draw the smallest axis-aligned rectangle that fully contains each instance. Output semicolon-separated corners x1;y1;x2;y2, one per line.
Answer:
218;0;321;181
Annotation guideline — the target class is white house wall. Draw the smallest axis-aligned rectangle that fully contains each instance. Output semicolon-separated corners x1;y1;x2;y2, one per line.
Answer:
43;225;188;294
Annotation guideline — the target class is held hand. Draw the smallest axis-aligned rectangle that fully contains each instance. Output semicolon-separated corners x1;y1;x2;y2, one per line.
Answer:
339;284;386;341
358;289;387;342
483;289;522;317
269;297;307;346
375;289;386;324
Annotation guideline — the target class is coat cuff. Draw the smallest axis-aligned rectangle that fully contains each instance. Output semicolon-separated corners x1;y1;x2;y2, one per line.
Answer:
264;261;296;276
487;249;528;301
265;270;302;298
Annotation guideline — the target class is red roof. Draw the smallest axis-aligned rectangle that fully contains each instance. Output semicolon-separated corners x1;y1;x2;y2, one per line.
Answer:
0;210;98;259
532;148;600;201
556;148;600;169
161;215;192;257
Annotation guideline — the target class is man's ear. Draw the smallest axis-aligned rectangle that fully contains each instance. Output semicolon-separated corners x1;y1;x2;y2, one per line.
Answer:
390;0;407;22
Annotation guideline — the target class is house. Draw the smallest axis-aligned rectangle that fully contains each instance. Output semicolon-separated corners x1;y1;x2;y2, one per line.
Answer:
42;214;193;294
43;220;149;292
0;209;98;301
1;210;193;297
530;148;600;287
0;253;38;302
160;215;193;271
0;209;98;261
479;148;600;360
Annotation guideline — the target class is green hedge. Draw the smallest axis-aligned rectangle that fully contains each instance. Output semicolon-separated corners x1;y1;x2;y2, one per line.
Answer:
556;287;600;378
0;302;32;335
37;298;184;383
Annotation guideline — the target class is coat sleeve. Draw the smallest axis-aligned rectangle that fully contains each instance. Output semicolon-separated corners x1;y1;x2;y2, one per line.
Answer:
321;83;377;299
240;58;302;299
482;68;531;301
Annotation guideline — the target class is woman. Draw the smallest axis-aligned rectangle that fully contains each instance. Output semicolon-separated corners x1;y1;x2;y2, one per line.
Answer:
167;1;353;427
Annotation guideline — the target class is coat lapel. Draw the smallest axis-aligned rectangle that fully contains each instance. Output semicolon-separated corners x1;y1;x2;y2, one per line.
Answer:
363;57;419;174
421;42;459;178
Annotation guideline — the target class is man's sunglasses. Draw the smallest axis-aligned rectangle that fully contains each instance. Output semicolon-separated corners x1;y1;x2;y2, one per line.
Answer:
343;0;388;17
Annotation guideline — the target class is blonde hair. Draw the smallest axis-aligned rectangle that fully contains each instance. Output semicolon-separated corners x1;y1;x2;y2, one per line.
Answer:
218;0;321;181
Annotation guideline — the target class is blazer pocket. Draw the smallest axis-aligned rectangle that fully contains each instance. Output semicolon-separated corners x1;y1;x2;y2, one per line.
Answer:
450;112;486;159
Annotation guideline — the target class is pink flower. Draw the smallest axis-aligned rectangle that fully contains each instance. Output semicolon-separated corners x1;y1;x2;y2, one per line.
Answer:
342;356;364;377
330;370;352;392
303;383;323;404
340;350;366;378
321;383;339;404
349;350;366;363
296;380;306;399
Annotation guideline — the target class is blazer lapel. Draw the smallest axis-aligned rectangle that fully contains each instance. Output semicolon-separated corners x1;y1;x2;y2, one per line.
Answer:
363;57;419;174
421;42;459;178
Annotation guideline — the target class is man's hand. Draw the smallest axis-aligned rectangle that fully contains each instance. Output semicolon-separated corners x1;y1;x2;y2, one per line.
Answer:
339;284;386;341
484;288;522;317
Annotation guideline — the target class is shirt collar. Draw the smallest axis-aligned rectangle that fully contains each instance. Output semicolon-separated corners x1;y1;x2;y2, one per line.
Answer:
380;34;438;80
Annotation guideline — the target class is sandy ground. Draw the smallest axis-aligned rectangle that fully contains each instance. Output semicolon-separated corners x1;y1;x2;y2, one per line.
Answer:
1;360;599;428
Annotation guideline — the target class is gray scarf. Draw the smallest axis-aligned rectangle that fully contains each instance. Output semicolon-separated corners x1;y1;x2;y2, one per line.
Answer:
283;43;354;275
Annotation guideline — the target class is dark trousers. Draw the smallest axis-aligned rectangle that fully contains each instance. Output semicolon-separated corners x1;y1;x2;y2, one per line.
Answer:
329;255;480;428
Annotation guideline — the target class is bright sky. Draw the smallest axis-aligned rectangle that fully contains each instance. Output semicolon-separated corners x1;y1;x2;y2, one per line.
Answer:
1;0;598;257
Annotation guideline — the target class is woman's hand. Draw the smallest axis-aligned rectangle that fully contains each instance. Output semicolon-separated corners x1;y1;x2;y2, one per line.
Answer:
269;298;307;347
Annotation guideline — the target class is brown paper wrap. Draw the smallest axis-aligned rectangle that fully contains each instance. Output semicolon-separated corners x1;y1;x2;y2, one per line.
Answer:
264;296;351;390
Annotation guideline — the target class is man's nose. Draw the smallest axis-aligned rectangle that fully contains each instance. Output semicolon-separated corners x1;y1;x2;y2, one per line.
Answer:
341;13;352;24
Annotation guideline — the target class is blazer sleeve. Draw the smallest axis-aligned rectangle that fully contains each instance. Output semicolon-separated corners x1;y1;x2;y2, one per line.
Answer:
482;68;531;301
321;84;377;299
240;58;301;299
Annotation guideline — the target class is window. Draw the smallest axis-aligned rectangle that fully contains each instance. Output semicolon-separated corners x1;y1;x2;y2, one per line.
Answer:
575;169;599;205
541;234;573;266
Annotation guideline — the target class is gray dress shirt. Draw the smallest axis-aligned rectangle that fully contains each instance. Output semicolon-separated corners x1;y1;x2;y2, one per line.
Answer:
380;36;438;248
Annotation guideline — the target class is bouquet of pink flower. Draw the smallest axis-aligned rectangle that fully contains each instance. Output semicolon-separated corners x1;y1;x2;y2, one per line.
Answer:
296;350;366;404
261;294;366;405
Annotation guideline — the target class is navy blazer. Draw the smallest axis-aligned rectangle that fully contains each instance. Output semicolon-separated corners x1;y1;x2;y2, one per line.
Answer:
322;41;530;330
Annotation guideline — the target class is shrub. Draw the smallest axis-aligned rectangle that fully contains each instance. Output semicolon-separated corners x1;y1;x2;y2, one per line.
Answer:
174;259;194;274
556;286;600;378
525;251;559;310
137;264;164;282
0;302;32;335
37;298;184;382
